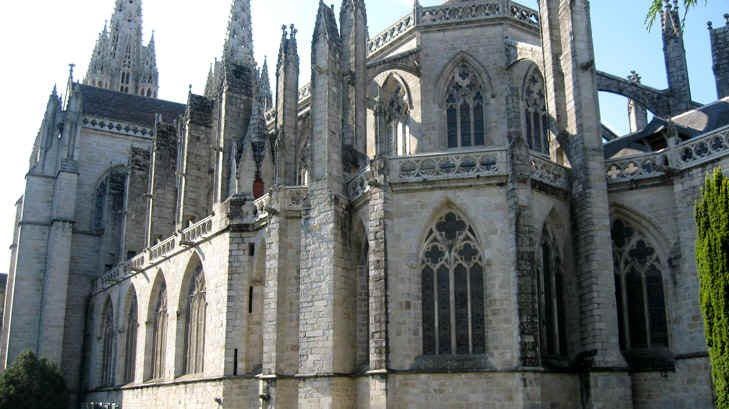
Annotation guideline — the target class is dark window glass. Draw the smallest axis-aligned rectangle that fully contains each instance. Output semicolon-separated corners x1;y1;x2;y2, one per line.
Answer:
646;264;668;347
437;265;451;354
454;263;469;354
460;102;472;147
422;266;435;355
627;267;648;348
447;107;458;148
470;264;485;354
474;102;485;146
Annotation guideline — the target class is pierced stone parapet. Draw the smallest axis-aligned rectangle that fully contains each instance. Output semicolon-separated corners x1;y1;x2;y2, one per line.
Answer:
389;147;509;183
181;216;214;244
509;2;540;26
606;152;668;183
82;402;121;409
529;154;570;190
674;125;729;168
149;235;176;261
420;2;501;25
82;116;153;138
368;12;415;57
298;83;312;102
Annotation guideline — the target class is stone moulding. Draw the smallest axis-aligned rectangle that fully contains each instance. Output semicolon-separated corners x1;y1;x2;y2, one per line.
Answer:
82;116;153;139
605;124;729;184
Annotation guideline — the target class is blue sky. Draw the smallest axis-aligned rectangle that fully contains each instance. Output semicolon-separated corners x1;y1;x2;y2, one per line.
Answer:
0;0;726;272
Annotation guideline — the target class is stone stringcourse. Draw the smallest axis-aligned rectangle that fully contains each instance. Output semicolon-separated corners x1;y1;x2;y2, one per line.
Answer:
81;116;153;138
605;124;729;183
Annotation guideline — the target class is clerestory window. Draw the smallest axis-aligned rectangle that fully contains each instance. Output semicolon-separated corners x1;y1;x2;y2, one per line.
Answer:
523;70;549;155
445;64;487;149
421;212;485;355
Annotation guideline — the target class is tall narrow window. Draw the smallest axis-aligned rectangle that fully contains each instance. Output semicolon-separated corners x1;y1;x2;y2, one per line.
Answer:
611;219;670;366
184;267;206;374
385;84;409;156
523;69;549;155
100;300;114;387
444;63;487;148
421;211;485;355
540;229;567;359
124;292;138;384
151;284;167;380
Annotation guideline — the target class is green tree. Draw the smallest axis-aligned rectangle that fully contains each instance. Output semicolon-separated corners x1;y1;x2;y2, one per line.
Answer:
0;350;69;409
695;168;729;409
646;0;706;30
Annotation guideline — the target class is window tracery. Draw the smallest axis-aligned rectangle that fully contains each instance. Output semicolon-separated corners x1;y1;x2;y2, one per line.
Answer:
385;85;410;156
523;70;549;154
151;283;167;380
540;229;567;359
421;211;485;355
611;219;669;353
183;266;206;375
445;63;487;149
100;299;114;387
123;291;137;384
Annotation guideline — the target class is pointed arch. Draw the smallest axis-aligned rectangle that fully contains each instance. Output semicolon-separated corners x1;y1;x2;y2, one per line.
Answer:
609;206;672;369
92;165;128;270
351;217;370;367
521;64;549;154
178;254;206;375
437;53;492;149
100;296;115;387
146;270;167;380
381;73;412;156
122;285;138;384
419;206;486;356
539;210;568;360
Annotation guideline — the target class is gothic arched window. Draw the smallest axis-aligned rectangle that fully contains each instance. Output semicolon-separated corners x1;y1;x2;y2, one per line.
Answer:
611;220;669;354
385;85;410;156
123;291;138;384
151;284;167;380
540;229;567;359
183;267;206;374
523;70;549;154
421;212;485;355
100;299;114;387
445;64;487;149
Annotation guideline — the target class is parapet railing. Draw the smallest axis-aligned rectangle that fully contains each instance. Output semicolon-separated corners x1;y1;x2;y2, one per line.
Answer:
389;147;509;183
605;124;729;183
368;12;415;56
530;153;570;190
367;1;539;57
92;216;216;293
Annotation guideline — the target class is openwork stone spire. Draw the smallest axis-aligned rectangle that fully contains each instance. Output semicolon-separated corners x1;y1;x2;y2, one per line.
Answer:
84;0;158;97
223;0;255;66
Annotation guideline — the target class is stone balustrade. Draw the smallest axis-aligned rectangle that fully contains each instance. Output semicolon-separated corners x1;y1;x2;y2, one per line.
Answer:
346;165;372;200
605;124;729;183
389;147;509;183
530;154;570;190
420;1;501;25
181;216;214;244
368;12;415;56
298;83;311;102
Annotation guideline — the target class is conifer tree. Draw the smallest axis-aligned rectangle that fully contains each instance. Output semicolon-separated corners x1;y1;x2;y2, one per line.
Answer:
0;350;69;409
695;168;729;409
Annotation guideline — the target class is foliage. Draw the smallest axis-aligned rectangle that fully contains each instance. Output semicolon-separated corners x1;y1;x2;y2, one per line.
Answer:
695;168;729;409
0;350;69;409
646;0;706;30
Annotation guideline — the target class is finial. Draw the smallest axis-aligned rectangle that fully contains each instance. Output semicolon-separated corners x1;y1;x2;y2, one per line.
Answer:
68;63;75;82
282;24;288;35
708;21;713;29
724;13;729;25
290;24;297;38
189;84;192;94
52;84;58;96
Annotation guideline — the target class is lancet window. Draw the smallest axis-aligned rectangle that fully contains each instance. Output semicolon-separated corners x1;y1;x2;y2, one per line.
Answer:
611;220;669;353
523;70;549;154
421;211;485;355
183;266;206;375
123;291;138;383
151;284;167;380
540;229;567;358
385;85;410;156
445;64;487;149
100;299;114;387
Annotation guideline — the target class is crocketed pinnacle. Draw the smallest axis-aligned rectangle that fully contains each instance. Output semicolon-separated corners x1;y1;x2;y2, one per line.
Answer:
223;0;255;66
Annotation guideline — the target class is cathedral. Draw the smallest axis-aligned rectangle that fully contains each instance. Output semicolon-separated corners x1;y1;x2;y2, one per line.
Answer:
2;0;729;407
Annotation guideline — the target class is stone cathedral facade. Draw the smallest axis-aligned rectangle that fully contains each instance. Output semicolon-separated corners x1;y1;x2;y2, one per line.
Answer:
3;0;729;407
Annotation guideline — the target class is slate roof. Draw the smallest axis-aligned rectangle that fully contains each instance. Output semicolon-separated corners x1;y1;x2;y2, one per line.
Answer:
604;98;729;158
77;84;187;128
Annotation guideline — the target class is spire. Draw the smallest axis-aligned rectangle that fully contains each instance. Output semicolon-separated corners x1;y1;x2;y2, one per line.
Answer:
313;1;341;45
260;57;273;111
223;0;255;66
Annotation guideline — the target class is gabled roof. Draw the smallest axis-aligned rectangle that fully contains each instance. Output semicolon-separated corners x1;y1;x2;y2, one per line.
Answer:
604;98;729;158
77;84;186;127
